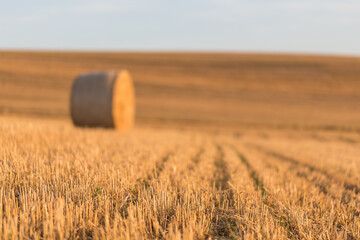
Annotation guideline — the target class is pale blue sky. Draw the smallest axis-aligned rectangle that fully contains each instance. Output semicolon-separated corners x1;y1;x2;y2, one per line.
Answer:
1;0;360;55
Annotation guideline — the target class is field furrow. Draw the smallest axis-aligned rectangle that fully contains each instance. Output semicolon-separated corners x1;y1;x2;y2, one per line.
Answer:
237;142;360;239
209;145;238;238
248;136;360;185
232;146;302;239
248;143;360;195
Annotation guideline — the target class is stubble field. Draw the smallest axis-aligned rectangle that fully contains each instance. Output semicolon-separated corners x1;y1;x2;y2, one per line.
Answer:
0;51;360;239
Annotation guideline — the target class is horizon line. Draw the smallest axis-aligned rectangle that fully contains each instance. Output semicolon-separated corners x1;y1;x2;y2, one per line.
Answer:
1;48;360;59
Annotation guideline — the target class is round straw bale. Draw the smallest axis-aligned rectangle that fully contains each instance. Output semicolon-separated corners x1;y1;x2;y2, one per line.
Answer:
70;70;135;130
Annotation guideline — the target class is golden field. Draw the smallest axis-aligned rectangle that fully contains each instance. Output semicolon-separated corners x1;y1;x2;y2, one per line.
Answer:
0;51;360;239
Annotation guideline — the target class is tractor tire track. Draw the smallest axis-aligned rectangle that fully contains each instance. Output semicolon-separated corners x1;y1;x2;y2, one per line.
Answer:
187;148;204;172
248;143;336;199
120;151;173;218
232;146;301;239
247;143;360;195
243;144;358;240
210;145;238;239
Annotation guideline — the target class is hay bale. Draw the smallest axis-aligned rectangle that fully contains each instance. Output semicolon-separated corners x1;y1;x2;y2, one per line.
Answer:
70;70;135;130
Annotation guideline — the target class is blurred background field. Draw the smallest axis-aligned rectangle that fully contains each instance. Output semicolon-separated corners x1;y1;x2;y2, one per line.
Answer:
1;50;360;130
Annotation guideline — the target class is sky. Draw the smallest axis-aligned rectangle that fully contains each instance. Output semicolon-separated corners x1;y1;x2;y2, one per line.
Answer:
0;0;360;55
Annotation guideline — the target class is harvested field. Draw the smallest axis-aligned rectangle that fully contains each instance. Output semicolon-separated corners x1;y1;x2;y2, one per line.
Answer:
1;51;360;129
1;51;360;239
